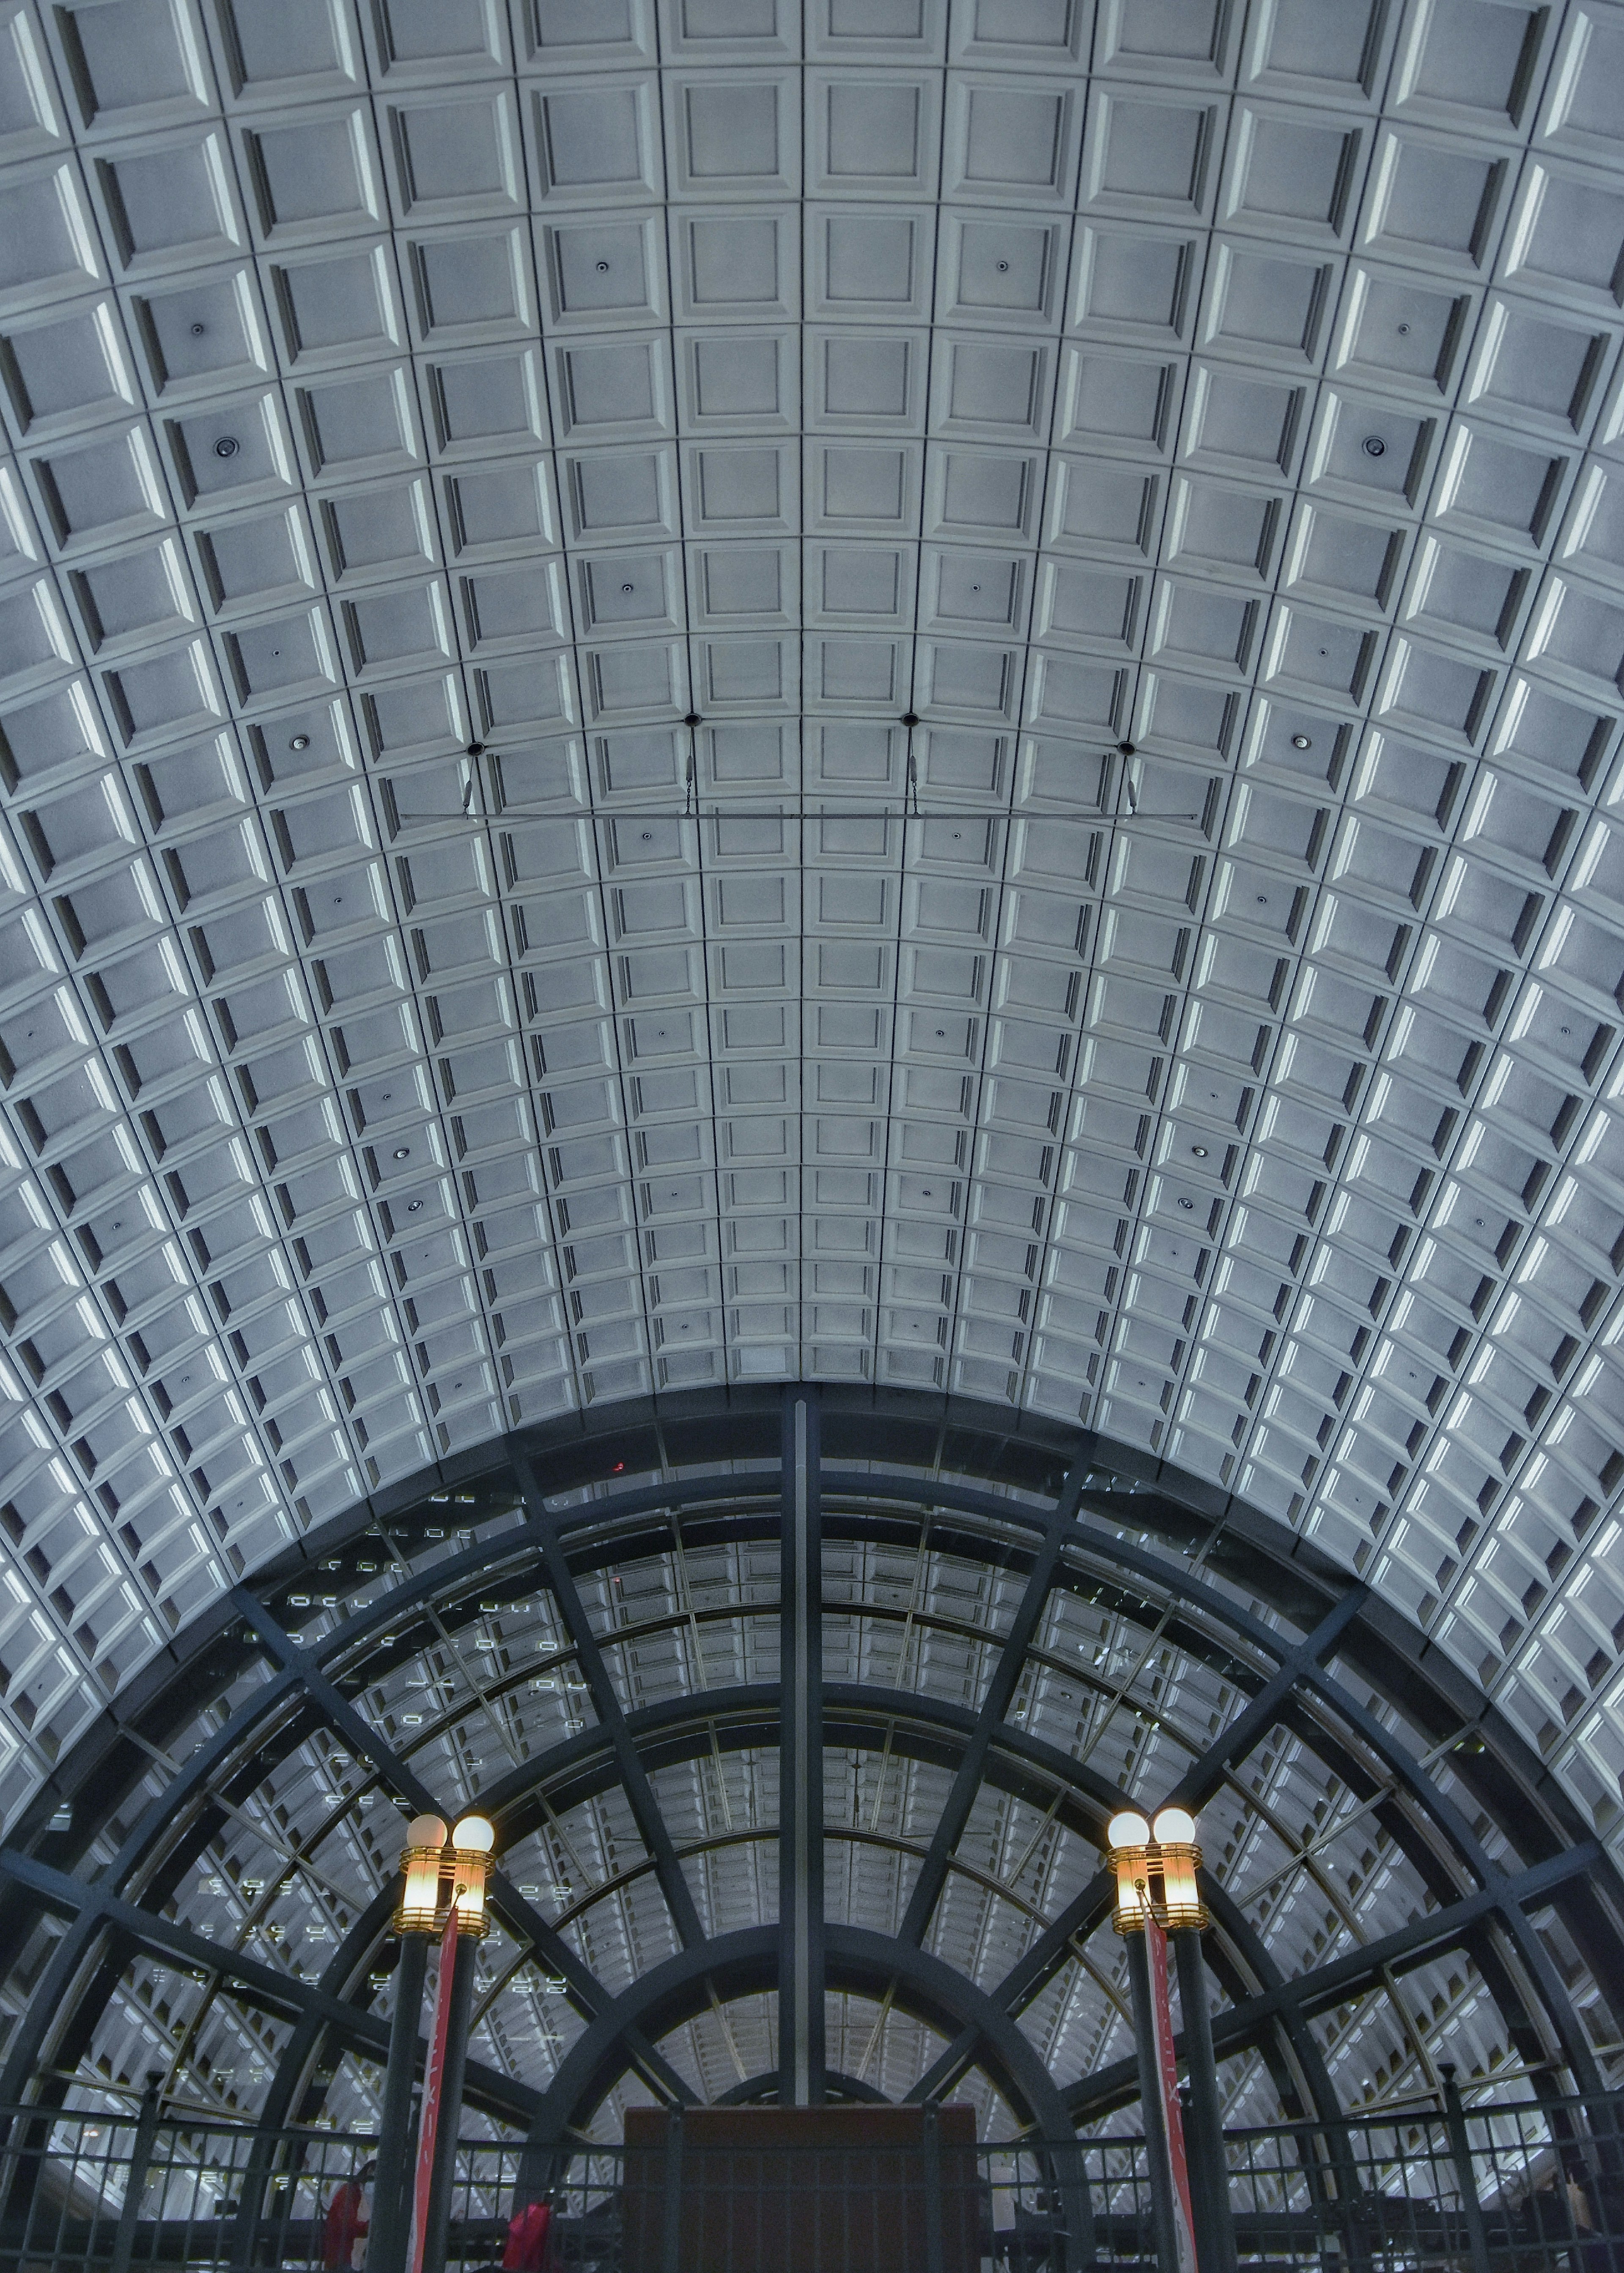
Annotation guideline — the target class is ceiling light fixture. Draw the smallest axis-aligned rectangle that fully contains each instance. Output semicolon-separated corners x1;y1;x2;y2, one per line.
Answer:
1362;436;1386;457
214;436;239;458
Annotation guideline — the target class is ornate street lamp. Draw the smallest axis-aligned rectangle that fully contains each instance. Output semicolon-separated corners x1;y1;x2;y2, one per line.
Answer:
412;1815;497;2273
1106;1804;1232;2273
374;1812;498;2273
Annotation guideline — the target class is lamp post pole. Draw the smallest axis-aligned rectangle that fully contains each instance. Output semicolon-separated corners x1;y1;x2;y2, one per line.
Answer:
1122;1917;1183;2273
370;1816;447;2273
366;1818;443;2273
1173;1925;1236;2273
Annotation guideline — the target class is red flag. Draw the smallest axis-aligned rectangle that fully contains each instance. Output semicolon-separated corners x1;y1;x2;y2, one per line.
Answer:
1145;1906;1199;2273
409;1907;460;2273
502;2202;551;2271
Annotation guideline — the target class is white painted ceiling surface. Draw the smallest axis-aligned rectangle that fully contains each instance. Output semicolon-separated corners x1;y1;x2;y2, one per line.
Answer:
3;0;1624;1861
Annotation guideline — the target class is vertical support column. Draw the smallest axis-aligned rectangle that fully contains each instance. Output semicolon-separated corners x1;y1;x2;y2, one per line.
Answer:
1173;1930;1235;2273
1440;2065;1492;2273
660;2106;684;2273
370;1934;428;2273
417;1931;479;2273
778;1390;824;2106
1126;1933;1181;2273
110;2074;163;2273
922;2102;945;2273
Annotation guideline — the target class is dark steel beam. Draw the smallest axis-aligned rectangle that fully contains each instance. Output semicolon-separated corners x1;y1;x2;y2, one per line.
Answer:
229;1592;633;2033
523;1923;1083;2149
233;1593;440;1815
898;1473;1086;1948
227;1610;696;2131
1285;1651;1608;2095
0;1847;540;2126
1059;1843;1604;2119
1162;1588;1369;1815
509;1444;705;1948
778;1391;824;2105
716;2069;889;2106
904;2024;978;2106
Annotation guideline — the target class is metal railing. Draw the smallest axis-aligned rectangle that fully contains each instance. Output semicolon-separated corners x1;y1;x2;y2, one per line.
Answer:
0;2089;1621;2273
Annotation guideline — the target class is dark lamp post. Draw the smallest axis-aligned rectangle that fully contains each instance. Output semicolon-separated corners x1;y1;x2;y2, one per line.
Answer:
371;1815;448;2273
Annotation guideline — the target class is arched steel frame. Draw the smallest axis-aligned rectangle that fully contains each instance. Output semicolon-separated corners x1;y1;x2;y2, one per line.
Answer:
0;1384;1619;2160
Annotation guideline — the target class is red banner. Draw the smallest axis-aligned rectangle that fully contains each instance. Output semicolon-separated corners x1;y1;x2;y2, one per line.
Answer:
1145;1908;1199;2273
408;1909;460;2273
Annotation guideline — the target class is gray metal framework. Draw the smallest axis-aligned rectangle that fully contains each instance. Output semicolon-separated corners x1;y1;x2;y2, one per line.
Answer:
0;1386;1620;2155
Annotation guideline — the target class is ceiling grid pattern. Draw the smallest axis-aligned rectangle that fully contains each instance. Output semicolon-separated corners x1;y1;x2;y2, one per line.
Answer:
0;0;1623;1869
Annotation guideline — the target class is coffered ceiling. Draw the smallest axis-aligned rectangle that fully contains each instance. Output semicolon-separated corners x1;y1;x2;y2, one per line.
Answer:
2;0;1624;1885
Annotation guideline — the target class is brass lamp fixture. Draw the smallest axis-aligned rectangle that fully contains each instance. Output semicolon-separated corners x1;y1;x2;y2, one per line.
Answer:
1150;1804;1207;1931
392;1812;497;1936
395;1815;449;1934
448;1814;496;1937
1107;1809;1153;1933
1105;1803;1209;1932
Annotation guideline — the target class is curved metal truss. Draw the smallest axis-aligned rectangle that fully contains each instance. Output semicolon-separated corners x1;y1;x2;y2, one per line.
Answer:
1;1386;1620;2150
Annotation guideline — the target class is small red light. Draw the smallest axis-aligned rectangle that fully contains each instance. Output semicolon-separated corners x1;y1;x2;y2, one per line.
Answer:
612;1461;624;1472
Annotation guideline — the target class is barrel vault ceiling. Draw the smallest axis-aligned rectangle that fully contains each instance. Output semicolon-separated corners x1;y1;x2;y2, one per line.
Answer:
2;0;1624;1900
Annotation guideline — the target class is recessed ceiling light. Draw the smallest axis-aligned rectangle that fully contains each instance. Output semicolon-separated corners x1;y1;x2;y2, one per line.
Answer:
1191;1146;1207;1158
1290;734;1312;749
1361;436;1385;457
214;436;239;458
289;734;310;750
